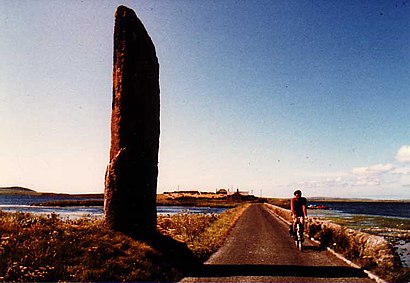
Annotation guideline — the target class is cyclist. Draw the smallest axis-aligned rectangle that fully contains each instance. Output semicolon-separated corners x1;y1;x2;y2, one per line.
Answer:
290;189;307;240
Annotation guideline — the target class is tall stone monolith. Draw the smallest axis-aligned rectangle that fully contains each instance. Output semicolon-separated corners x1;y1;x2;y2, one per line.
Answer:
104;5;160;234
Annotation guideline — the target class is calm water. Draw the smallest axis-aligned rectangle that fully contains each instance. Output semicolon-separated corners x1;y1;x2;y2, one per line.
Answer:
0;194;103;218
309;201;409;219
307;201;410;234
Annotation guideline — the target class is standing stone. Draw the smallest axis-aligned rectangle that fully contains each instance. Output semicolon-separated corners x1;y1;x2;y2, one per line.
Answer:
104;5;160;234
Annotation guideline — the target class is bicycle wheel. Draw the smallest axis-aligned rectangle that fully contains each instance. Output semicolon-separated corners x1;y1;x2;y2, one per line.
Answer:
296;222;303;251
297;239;303;251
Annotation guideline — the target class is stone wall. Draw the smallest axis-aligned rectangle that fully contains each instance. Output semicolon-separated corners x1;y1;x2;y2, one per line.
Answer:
264;203;292;222
264;203;402;277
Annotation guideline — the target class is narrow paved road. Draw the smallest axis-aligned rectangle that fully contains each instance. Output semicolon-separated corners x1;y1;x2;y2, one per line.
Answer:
181;204;374;282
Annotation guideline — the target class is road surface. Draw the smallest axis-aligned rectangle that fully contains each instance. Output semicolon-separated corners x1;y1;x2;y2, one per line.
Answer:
181;203;374;282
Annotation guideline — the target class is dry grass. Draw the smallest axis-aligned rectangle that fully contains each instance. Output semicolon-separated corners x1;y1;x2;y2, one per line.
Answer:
0;204;249;282
267;198;290;209
0;211;175;281
158;203;249;261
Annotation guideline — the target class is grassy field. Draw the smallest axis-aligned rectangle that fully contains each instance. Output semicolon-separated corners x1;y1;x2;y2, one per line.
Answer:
0;204;249;282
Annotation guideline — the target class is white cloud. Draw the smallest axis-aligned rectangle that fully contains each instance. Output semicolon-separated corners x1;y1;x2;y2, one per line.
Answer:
396;145;410;163
399;175;410;187
353;176;381;186
290;175;350;190
351;163;394;176
288;159;409;198
392;167;410;175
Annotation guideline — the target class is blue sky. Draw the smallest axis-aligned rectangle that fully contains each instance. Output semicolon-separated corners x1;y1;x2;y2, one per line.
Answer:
1;1;409;199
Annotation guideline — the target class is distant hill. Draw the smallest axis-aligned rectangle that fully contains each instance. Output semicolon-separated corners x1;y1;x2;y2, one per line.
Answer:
309;197;410;203
0;187;105;198
0;186;39;195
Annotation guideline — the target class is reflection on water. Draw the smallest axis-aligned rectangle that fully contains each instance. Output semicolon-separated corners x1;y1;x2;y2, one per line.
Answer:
0;204;103;219
0;195;227;218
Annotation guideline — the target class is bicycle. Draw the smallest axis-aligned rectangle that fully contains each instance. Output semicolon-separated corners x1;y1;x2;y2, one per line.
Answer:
294;216;305;251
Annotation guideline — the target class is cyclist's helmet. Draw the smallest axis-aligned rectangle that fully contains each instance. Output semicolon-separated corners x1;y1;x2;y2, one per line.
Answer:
294;190;302;196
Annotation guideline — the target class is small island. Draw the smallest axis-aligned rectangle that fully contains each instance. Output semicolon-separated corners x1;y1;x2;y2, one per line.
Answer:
0;186;39;195
1;187;263;208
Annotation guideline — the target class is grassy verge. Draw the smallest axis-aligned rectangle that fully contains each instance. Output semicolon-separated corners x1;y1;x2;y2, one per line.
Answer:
158;203;250;261
0;204;249;282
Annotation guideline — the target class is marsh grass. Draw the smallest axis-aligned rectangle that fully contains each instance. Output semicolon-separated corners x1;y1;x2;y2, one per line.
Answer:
310;212;410;234
0;204;248;282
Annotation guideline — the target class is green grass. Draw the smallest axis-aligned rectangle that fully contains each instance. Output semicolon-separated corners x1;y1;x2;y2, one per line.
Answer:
0;204;248;282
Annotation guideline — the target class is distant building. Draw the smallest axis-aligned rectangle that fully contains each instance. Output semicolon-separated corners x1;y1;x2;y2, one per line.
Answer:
216;188;228;194
227;191;243;202
227;189;249;196
178;190;201;194
226;189;256;202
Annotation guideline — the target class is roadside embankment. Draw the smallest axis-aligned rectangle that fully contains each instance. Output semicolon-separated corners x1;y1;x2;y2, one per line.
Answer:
264;203;408;282
158;203;250;261
0;204;249;282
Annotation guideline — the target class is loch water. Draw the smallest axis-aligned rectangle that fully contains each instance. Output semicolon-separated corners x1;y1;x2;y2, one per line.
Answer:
309;201;409;219
0;194;227;217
